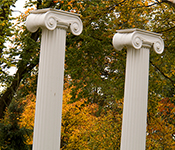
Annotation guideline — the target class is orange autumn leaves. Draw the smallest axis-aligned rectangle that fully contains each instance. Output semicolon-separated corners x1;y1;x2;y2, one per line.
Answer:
19;82;99;147
19;93;36;145
61;83;98;149
17;81;175;149
18;82;124;149
146;98;175;149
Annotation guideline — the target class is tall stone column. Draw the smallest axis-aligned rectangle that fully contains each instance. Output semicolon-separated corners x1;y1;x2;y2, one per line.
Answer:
112;29;164;150
26;8;83;150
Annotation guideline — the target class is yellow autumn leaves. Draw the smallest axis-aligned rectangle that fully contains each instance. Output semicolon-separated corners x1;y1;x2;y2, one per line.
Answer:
17;81;124;149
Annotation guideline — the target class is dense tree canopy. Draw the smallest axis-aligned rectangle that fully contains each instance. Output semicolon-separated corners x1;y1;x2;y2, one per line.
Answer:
0;0;175;149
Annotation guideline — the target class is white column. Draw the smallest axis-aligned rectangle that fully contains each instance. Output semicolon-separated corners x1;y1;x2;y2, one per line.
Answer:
112;29;164;150
26;8;83;150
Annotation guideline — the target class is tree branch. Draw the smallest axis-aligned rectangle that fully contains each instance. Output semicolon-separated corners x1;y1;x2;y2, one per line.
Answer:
0;32;40;118
150;60;175;88
0;0;42;119
161;0;175;8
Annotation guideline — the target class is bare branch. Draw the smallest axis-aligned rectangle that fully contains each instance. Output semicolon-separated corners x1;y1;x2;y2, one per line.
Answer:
162;0;175;8
150;60;175;89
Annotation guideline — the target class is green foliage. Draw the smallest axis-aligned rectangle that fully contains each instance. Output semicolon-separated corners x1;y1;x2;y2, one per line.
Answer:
0;0;17;85
0;98;32;150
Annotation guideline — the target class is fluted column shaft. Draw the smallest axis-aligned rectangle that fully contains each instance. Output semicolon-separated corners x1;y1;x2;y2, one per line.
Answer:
121;46;150;150
26;8;83;150
112;28;164;150
33;28;66;150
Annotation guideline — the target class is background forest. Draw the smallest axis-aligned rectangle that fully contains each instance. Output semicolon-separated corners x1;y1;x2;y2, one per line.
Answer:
0;0;175;149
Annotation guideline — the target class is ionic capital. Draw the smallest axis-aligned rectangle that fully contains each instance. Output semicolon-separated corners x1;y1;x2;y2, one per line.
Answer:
112;28;164;54
26;8;83;36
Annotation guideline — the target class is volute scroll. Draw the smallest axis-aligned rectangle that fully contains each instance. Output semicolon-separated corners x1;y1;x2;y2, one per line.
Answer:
112;28;164;54
26;9;83;36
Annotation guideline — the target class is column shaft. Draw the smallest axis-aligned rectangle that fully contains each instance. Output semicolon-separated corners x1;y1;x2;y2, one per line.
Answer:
32;28;66;150
112;28;164;150
120;47;150;150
